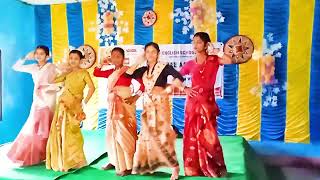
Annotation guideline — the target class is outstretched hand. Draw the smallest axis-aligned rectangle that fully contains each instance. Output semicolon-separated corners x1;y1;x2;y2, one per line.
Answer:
184;87;198;97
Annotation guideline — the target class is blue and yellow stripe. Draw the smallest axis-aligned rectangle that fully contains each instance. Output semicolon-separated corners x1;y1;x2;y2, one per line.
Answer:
50;4;69;63
173;0;193;44
216;0;239;135
66;2;84;48
260;0;289;141
285;0;315;143
310;0;320;143
33;0;320;144
115;0;135;44
236;0;264;141
134;0;154;45
35;5;52;51
82;0;99;129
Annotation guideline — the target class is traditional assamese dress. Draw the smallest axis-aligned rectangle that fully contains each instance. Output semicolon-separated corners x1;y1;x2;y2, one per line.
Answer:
7;59;57;166
126;62;184;174
93;66;144;173
46;69;93;171
180;55;227;177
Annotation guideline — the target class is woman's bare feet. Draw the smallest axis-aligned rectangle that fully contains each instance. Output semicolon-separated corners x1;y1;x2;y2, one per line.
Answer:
61;168;68;172
101;163;115;170
116;169;132;176
75;160;87;169
170;166;179;180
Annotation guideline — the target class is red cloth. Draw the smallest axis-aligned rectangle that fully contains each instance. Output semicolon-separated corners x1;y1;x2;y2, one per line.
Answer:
93;67;144;92
180;55;226;177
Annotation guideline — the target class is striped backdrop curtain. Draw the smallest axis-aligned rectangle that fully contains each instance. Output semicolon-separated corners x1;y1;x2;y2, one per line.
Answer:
34;0;320;144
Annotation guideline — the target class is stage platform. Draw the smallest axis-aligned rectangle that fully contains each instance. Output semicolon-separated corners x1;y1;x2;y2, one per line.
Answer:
0;130;268;180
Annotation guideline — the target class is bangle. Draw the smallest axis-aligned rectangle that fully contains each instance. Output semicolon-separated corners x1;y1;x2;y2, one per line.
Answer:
217;51;224;58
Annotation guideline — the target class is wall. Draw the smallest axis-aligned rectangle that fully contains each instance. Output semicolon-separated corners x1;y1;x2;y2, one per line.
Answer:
0;0;36;144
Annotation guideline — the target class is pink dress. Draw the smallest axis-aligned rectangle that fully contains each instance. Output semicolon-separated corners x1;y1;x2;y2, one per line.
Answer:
7;59;57;166
180;55;227;177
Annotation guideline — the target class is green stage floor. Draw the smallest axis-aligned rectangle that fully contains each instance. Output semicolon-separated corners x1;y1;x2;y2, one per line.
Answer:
0;130;267;180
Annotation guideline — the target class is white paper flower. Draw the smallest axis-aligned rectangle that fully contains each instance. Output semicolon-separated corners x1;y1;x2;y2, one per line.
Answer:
270;43;282;53
266;95;272;102
262;87;267;94
182;18;188;25
273;87;280;94
272;95;278;101
275;52;282;58
263;101;270;107
182;26;189;34
175;8;182;13
263;33;283;57
219;16;225;23
184;11;190;17
185;13;191;20
267;33;274;42
190;34;194;40
216;11;222;18
271;101;277;107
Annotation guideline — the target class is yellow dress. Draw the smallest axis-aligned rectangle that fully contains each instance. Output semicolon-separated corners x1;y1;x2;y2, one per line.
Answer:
46;69;93;171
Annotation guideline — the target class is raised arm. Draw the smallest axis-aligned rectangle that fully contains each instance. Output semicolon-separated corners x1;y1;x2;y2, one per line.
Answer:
164;65;185;91
218;53;233;64
53;73;67;83
125;66;147;79
12;59;36;73
93;66;113;78
126;53;146;75
210;48;233;65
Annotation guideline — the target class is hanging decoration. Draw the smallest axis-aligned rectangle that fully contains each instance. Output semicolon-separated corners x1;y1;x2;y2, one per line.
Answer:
142;10;157;27
223;35;254;64
103;11;115;35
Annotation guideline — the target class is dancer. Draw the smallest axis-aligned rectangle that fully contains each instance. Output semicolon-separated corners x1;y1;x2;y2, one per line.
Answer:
46;50;95;172
180;32;234;177
7;45;57;166
126;42;185;180
93;47;144;176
